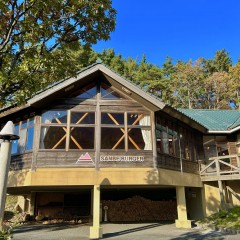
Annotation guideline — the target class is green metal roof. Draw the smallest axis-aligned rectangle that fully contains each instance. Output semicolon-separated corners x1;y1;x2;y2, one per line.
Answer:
178;109;240;131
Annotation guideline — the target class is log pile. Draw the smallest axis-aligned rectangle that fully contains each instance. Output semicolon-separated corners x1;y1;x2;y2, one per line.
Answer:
102;196;177;222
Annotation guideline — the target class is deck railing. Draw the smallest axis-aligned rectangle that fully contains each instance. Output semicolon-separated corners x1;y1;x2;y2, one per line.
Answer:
199;154;240;181
157;153;199;174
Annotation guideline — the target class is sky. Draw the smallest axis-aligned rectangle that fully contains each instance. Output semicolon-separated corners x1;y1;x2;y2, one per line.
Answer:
93;0;240;66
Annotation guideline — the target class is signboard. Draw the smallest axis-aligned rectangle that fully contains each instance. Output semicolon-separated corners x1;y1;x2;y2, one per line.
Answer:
76;153;145;164
100;155;144;162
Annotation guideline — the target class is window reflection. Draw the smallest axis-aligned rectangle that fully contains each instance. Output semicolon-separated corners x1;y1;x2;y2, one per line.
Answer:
71;112;95;124
42;110;67;124
40;126;66;149
156;115;199;161
70;127;94;149
68;82;97;99
12;123;19;154
100;82;125;99
11;118;35;155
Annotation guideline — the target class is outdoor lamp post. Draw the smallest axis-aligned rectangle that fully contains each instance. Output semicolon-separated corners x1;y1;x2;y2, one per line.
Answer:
0;121;19;229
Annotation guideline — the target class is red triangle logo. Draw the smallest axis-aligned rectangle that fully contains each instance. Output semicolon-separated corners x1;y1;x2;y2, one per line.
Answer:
76;152;93;164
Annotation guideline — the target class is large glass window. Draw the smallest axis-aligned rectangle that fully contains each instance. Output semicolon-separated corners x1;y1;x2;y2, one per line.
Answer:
11;118;35;154
40;110;67;150
40;110;95;150
39;81;152;152
69;111;95;150
156;115;199;161
101;112;152;151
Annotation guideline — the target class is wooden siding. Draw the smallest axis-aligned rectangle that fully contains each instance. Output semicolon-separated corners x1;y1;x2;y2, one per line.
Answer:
10;152;33;170
157;153;199;174
9;150;200;173
35;151;95;168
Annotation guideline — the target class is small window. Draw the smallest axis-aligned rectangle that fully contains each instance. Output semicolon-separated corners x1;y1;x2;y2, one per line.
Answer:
100;82;126;99
101;113;124;125
42;110;67;124
71;112;95;125
69;82;97;99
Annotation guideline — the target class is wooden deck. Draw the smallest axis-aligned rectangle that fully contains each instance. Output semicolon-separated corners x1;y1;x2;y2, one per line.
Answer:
199;154;240;181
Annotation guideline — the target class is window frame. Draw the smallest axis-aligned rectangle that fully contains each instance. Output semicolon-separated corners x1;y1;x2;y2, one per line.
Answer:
11;117;35;155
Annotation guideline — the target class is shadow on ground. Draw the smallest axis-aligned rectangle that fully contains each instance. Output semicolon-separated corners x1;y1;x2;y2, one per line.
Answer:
14;222;84;234
103;222;164;238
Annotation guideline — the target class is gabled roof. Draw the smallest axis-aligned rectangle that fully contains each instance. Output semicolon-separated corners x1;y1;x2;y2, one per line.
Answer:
0;61;208;133
0;62;166;118
178;109;240;133
27;61;166;110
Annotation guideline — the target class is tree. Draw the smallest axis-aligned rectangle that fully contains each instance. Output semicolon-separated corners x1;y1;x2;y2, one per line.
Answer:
229;61;240;109
0;0;116;105
204;49;232;74
203;71;233;109
170;58;205;109
202;49;234;109
98;48;125;75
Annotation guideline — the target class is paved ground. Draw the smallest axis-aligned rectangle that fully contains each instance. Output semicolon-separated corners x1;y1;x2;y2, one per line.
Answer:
13;222;240;240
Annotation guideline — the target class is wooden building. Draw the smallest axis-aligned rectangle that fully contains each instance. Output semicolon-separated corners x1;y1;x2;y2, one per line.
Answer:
0;61;239;239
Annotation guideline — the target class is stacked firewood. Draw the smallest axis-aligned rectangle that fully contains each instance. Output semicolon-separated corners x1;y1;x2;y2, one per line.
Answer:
102;196;177;222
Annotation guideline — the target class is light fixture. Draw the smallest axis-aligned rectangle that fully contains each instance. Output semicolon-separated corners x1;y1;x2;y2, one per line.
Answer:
0;121;19;141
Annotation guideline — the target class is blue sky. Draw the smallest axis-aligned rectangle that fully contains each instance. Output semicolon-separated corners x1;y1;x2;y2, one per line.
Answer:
93;0;240;66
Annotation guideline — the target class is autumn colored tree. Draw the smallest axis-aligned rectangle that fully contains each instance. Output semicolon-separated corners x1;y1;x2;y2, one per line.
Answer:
0;0;116;105
169;58;205;108
202;50;234;109
203;71;234;109
229;62;240;109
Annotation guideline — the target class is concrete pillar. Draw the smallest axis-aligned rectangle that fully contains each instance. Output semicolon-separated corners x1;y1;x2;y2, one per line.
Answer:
90;185;103;239
0;140;12;229
201;187;207;218
175;186;192;228
218;180;226;210
29;192;36;216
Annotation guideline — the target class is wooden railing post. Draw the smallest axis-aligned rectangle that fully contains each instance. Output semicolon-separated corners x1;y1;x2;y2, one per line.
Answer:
216;158;220;177
237;155;240;168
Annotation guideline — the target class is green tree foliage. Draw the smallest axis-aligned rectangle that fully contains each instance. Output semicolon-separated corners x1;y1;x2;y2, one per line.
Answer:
203;71;234;109
0;0;116;105
95;48;239;110
229;62;240;109
169;58;205;109
204;49;232;74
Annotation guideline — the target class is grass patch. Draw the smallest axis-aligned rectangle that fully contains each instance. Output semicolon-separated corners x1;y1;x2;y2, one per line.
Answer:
200;206;240;229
